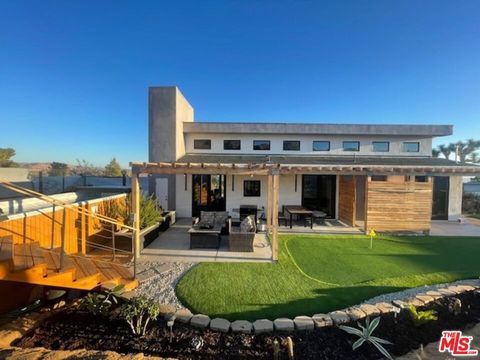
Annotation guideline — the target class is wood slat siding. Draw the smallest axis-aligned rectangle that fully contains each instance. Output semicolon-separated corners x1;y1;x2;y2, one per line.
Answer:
365;177;433;233
0;195;127;255
338;175;356;226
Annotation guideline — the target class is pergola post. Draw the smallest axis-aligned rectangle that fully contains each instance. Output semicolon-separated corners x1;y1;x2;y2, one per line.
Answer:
266;175;273;229
131;173;141;264
271;172;279;261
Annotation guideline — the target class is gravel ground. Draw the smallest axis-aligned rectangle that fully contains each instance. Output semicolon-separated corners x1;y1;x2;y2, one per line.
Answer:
363;278;480;305
134;261;195;309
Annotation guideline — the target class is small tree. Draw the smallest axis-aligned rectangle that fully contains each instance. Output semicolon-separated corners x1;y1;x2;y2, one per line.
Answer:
119;296;160;336
0;148;17;167
105;158;123;176
72;159;104;176
49;162;69;176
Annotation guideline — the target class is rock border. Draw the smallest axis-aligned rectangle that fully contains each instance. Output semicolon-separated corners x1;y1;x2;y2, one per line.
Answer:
166;279;480;335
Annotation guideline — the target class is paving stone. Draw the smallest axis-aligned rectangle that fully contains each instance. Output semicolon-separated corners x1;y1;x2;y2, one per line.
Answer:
159;304;176;319
425;291;443;299
406;297;425;307
392;299;407;308
345;307;366;321
454;285;476;292
415;294;435;304
312;314;333;328
446;286;463;294
437;288;457;296
175;308;192;323
274;318;295;331
293;316;314;331
190;314;210;328
328;311;350;325
375;302;395;314
358;304;380;317
231;320;252;334
253;319;274;334
210;318;231;333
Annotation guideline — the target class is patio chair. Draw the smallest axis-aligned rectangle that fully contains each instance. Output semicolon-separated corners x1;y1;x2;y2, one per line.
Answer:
228;215;256;252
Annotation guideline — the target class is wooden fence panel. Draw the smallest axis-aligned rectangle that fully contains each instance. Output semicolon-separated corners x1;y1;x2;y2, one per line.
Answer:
365;177;433;232
338;175;356;226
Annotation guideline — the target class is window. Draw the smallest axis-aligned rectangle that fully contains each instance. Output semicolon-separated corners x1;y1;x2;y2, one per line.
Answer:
283;140;300;151
193;139;211;150
224;140;241;150
244;180;261;197
343;141;360;152
372;141;390;152
313;141;330;151
403;142;420;152
415;176;428;183
371;175;388;181
253;140;271;150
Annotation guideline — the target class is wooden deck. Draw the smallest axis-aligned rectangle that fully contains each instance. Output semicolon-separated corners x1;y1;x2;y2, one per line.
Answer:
0;236;137;291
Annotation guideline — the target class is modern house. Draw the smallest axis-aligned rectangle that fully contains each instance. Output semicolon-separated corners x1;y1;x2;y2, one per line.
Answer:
146;86;480;234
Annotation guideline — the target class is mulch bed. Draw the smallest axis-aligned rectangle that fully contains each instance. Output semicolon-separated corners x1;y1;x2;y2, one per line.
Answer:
14;291;480;359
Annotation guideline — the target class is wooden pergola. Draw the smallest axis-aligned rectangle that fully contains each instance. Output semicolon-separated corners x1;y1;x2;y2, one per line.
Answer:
130;160;480;261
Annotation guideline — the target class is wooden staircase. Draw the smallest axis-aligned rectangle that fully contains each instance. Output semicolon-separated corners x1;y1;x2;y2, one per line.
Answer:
0;236;138;291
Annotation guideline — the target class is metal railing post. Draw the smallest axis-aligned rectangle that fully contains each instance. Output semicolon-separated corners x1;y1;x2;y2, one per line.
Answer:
59;207;66;272
111;223;116;261
50;203;55;249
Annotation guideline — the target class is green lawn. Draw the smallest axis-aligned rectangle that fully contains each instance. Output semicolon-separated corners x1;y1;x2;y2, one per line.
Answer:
175;235;480;321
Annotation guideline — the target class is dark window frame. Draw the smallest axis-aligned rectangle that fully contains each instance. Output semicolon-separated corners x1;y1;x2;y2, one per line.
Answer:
312;141;331;151
243;180;261;197
283;140;301;151
372;141;390;152
415;176;428;183
371;175;388;181
193;139;211;150
253;140;271;151
223;139;241;150
403;142;420;153
343;141;360;152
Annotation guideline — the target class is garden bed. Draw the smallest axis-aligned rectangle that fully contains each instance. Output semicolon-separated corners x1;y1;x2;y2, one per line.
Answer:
13;291;480;359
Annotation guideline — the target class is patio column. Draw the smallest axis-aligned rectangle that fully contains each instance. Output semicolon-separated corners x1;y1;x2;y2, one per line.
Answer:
266;175;273;229
271;172;279;261
132;173;141;260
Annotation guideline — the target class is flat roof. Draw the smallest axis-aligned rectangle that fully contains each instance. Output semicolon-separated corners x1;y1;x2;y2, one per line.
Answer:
183;122;453;137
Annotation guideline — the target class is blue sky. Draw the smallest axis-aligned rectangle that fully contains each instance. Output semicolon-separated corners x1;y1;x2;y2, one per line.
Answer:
0;1;479;168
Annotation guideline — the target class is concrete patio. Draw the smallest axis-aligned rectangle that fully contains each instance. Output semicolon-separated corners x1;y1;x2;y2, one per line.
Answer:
141;219;272;263
430;219;480;236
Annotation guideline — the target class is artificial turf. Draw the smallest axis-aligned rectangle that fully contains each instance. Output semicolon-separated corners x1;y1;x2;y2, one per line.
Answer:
175;234;480;321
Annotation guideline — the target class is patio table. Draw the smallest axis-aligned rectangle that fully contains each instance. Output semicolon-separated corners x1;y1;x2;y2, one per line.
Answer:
284;205;313;229
188;225;222;249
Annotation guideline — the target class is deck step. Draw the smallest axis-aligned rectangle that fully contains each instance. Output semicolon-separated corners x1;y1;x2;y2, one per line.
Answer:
0;240;137;291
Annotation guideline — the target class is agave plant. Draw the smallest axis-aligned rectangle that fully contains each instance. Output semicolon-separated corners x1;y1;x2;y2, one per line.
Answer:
339;316;393;360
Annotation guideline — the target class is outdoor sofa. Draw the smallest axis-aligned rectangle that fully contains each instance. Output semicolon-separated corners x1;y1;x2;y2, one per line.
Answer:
189;211;229;249
227;215;256;252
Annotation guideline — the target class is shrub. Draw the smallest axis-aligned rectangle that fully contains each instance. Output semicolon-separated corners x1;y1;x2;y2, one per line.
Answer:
111;194;163;230
119;296;160;336
462;193;480;215
339;316;393;360
79;284;124;316
408;304;438;327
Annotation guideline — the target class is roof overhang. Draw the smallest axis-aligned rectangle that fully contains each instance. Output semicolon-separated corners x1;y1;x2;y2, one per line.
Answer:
131;156;480;176
183;122;453;137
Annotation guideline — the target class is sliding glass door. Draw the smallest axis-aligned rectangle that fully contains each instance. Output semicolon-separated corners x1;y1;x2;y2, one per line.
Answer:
192;175;226;217
302;175;336;217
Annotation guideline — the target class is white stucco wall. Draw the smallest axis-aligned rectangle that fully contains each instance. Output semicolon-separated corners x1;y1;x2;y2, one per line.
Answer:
174;173;339;219
448;175;463;221
184;133;433;157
